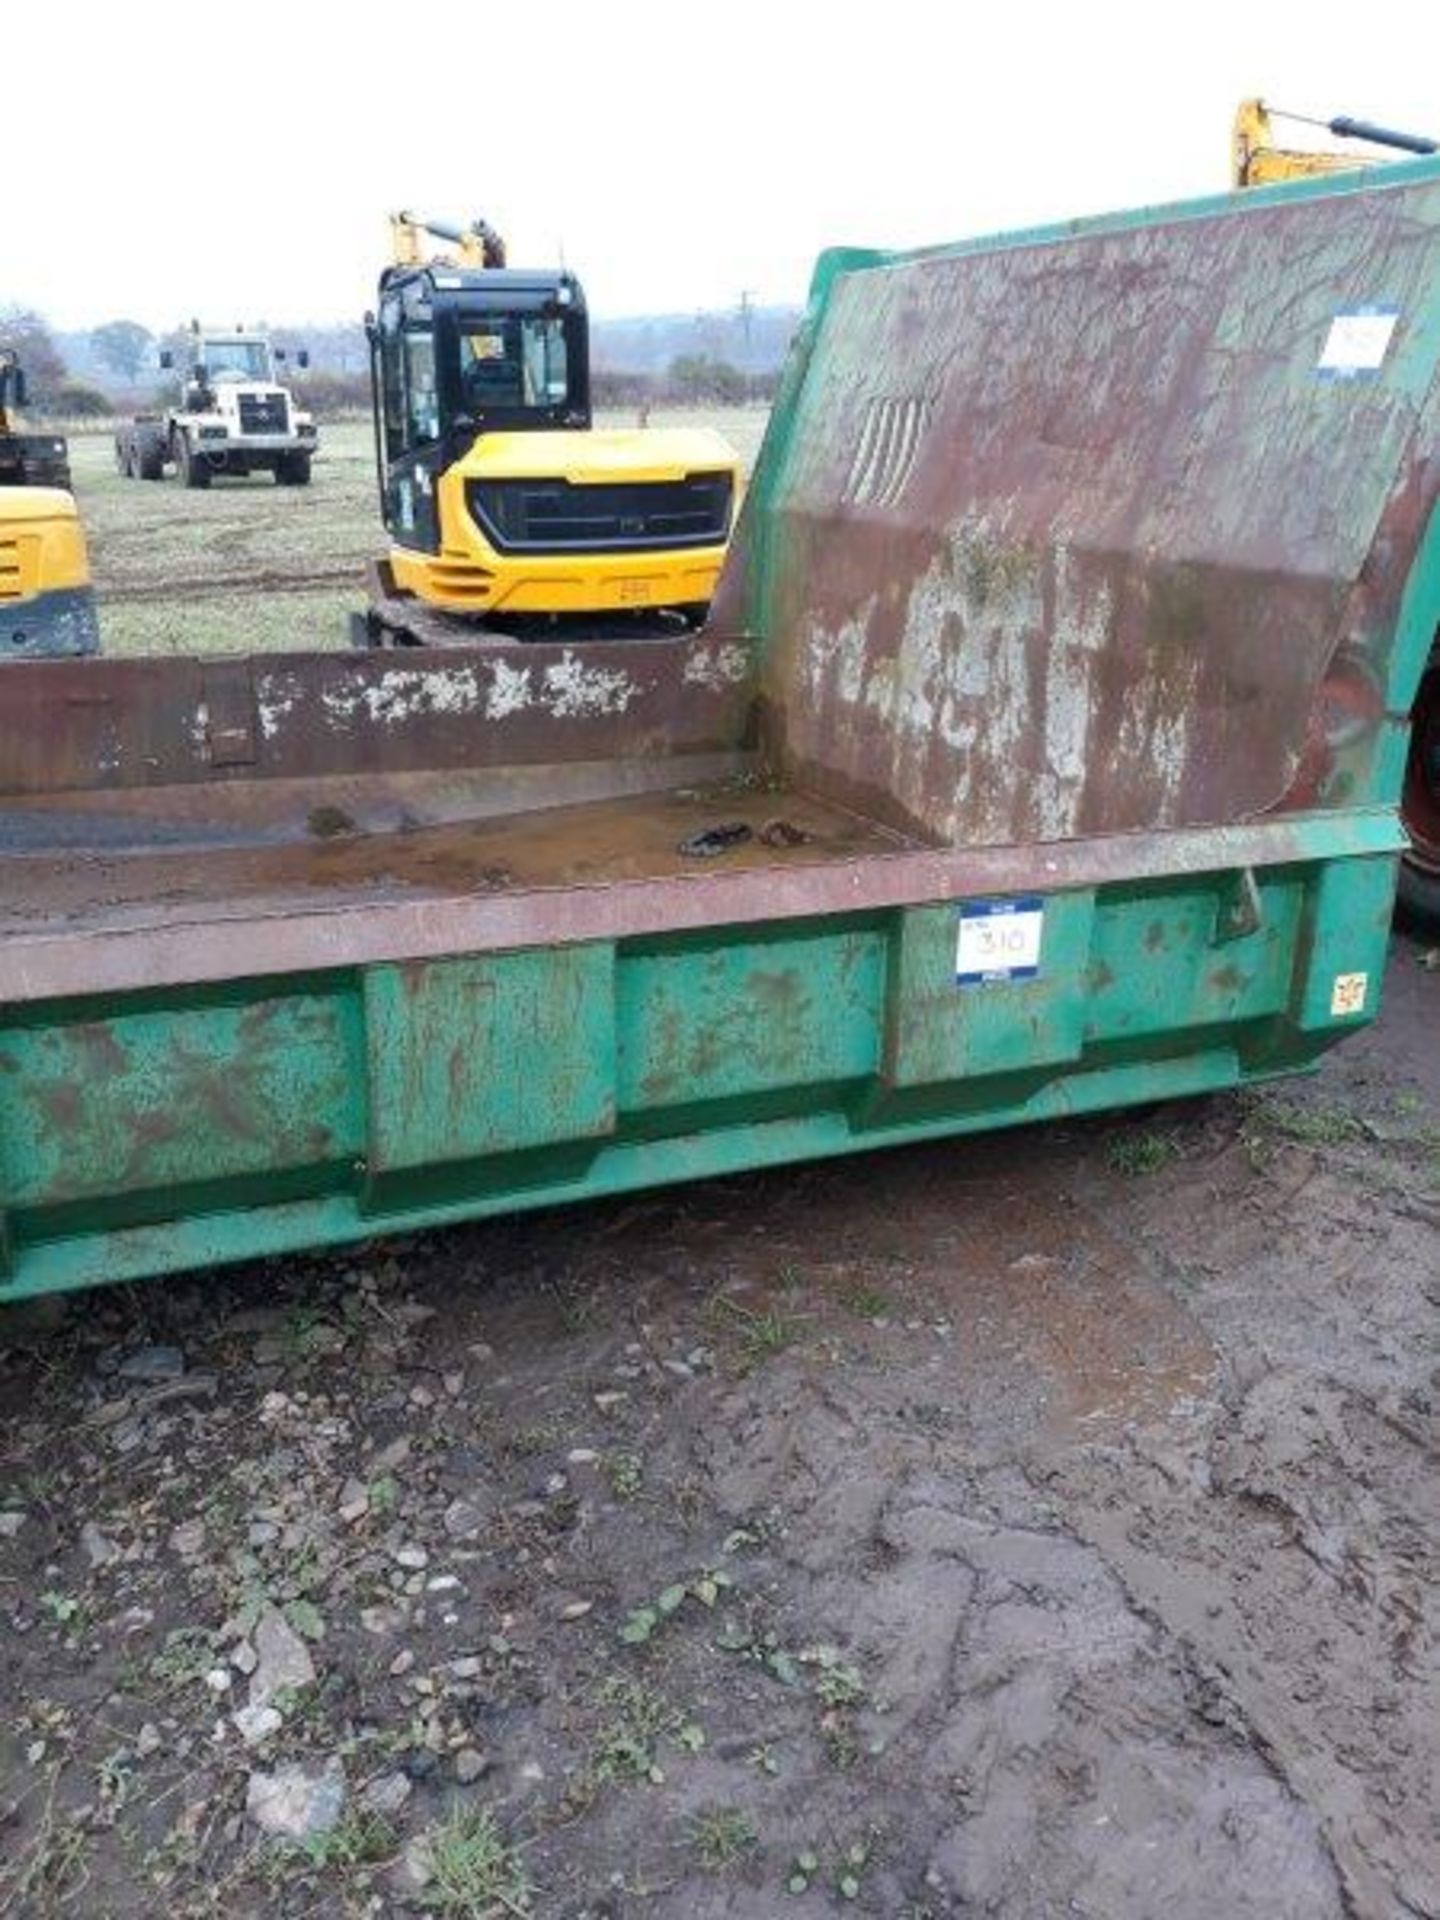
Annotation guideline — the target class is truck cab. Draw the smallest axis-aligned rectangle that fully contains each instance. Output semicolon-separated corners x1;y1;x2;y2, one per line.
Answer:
117;326;319;488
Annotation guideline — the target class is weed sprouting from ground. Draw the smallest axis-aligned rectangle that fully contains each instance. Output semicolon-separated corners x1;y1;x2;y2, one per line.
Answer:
833;1279;893;1319
687;1804;758;1872
606;1451;644;1500
1106;1130;1181;1175
707;1295;800;1374
266;1811;398;1884
420;1806;531;1915
1254;1099;1363;1147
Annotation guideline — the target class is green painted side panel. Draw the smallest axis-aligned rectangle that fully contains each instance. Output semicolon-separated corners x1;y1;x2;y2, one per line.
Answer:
0;837;1401;1301
1292;855;1399;1032
7;1045;1245;1302
884;894;1094;1086
616;927;885;1109
1084;879;1302;1042
363;947;616;1171
0;989;360;1209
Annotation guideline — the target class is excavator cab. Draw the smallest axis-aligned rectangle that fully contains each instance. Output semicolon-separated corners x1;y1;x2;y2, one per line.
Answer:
370;263;592;549
0;351;71;491
360;212;739;643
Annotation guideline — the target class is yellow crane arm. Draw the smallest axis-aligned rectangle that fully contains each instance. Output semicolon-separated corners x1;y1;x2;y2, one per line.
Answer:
390;212;507;271
1233;97;1437;188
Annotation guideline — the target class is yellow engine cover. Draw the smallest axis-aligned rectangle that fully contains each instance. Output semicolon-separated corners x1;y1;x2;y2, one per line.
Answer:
390;425;741;618
0;486;100;658
0;485;92;600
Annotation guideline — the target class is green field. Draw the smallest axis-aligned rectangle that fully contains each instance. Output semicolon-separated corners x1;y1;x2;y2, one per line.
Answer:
67;409;773;656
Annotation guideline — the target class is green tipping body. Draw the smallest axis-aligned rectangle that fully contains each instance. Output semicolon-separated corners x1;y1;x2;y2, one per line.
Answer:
4;160;1440;1298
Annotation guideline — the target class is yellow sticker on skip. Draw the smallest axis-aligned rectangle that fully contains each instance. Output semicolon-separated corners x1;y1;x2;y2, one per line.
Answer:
1330;972;1368;1018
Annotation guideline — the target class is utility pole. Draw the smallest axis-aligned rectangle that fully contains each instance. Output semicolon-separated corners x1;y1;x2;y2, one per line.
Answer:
737;289;756;367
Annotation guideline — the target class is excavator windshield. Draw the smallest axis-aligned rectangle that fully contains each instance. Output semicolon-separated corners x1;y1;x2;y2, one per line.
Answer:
457;313;568;411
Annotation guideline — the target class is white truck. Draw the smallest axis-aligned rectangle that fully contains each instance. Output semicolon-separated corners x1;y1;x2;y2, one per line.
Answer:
115;328;319;488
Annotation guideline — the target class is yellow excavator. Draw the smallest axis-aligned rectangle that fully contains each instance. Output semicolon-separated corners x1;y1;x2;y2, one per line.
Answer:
0;351;100;659
355;212;740;645
1231;100;1440;927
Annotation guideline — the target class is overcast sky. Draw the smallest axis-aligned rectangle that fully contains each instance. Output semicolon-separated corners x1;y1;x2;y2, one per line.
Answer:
8;0;1438;332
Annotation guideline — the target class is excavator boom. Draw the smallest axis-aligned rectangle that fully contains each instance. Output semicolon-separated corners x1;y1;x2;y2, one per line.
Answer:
390;211;507;270
1233;98;1438;187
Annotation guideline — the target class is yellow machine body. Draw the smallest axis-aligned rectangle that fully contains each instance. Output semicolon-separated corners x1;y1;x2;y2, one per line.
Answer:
0;486;101;658
1231;99;1366;186
388;423;739;618
367;214;741;638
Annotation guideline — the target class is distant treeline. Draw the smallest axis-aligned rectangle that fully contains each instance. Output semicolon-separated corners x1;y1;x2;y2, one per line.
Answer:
3;302;796;418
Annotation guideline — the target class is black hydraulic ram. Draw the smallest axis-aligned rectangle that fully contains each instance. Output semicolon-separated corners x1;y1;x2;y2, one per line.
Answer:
1276;106;1438;157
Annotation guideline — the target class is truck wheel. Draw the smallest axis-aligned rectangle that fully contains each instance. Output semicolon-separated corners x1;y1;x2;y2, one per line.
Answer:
275;452;312;487
1398;644;1440;933
174;433;211;490
137;438;165;481
114;438;133;477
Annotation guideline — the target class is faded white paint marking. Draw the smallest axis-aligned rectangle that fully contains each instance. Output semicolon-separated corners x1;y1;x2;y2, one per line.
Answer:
682;641;750;689
320;667;486;727
541;651;637;718
256;673;302;741
486;659;533;720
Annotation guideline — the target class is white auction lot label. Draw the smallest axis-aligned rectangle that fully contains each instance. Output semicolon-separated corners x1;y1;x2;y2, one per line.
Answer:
1317;307;1398;378
956;897;1044;986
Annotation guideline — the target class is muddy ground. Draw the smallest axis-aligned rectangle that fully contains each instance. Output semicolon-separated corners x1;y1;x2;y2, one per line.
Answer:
1;938;1438;1919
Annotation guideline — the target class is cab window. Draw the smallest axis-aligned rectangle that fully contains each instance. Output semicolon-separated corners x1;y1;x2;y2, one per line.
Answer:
404;329;440;444
457;314;568;413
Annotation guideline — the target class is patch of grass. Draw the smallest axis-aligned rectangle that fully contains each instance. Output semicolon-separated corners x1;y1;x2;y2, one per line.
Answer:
420;1806;531;1916
1105;1129;1181;1175
284;1303;345;1362
148;1625;220;1691
833;1280;893;1320
606;1452;644;1501
368;1472;399;1516
707;1295;800;1374
799;1645;868;1769
591;1674;703;1785
505;1418;562;1459
267;1810;398;1882
805;1649;865;1709
0;1773;92;1909
687;1805;758;1873
1256;1099;1363;1147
